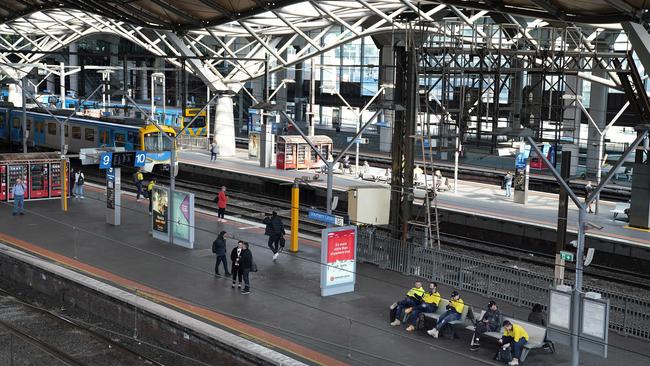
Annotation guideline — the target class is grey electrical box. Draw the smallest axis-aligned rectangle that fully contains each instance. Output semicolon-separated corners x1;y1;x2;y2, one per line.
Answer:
348;186;390;225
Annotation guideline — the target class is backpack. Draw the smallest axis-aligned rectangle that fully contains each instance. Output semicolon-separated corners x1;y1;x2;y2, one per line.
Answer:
494;347;513;363
77;174;84;185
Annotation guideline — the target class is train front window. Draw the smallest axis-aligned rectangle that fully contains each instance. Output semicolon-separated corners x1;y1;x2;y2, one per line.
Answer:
144;132;173;151
185;116;206;128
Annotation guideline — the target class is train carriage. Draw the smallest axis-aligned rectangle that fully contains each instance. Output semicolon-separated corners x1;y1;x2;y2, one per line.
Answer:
0;106;176;173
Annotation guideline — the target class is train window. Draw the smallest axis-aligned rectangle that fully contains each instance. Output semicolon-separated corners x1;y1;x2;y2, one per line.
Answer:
127;131;137;144
12;118;20;128
85;128;95;142
72;126;81;139
48;122;57;135
114;132;125;146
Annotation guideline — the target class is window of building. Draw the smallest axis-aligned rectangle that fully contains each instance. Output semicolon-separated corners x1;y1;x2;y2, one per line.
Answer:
48;122;57;135
85;128;95;142
72;126;81;139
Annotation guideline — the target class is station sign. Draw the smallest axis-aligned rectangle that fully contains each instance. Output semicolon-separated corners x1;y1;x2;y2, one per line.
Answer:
346;137;369;144
99;151;147;169
560;250;575;262
308;209;344;226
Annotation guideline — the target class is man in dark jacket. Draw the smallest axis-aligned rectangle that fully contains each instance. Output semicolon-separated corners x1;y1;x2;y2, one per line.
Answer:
212;231;230;276
470;300;503;350
239;242;253;294
263;211;285;260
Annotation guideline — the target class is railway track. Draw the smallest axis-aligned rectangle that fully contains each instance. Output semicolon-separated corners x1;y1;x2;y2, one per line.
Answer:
83;168;650;292
0;289;165;366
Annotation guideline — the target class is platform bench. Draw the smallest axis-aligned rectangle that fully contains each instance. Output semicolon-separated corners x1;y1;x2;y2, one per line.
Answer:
466;311;555;362
610;202;630;220
420;299;472;332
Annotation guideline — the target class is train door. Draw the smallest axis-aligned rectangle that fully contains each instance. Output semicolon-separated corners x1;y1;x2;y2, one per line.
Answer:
33;120;46;146
0;110;7;142
0;165;6;201
29;163;49;198
8;164;28;200
98;127;110;147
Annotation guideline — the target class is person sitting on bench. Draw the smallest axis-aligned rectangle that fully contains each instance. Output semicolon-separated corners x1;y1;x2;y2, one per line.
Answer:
427;290;464;338
389;281;424;326
499;320;529;366
470;300;502;350
405;282;440;332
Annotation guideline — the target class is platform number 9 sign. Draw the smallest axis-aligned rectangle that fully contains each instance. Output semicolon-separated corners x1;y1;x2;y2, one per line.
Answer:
99;152;112;169
134;151;147;168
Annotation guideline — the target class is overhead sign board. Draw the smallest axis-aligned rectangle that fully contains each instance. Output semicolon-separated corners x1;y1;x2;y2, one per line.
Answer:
99;151;147;169
308;209;344;226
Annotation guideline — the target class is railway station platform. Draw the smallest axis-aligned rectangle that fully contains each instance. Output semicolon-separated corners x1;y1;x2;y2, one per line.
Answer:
179;149;650;252
0;182;648;366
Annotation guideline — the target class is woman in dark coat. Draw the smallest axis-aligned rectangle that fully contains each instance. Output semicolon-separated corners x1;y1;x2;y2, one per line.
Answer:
239;242;253;294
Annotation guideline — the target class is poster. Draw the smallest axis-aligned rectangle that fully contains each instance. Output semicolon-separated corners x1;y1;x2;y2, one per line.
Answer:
582;299;607;339
248;132;260;159
172;191;191;242
549;290;572;329
321;226;357;296
152;187;169;234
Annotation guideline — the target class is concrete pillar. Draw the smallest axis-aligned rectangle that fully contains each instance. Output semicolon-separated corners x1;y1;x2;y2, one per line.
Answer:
215;95;235;157
139;61;148;101
379;45;394;153
69;43;78;95
562;75;582;175
586;46;609;177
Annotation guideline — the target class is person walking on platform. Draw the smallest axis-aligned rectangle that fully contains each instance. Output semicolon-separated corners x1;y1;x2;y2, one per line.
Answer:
134;169;145;201
405;282;440;332
585;181;594;213
470;300;503;350
427;290;464;338
389;281;424;326
239;242;253;294
147;179;156;215
210;142;218;161
74;169;85;199
263;211;285;260
12;178;27;216
217;186;228;222
212;231;230;277
231;241;244;289
503;171;513;198
499;320;529;366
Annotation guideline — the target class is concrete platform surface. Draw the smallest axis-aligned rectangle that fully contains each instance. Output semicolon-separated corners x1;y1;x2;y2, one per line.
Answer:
180;150;650;248
0;184;649;366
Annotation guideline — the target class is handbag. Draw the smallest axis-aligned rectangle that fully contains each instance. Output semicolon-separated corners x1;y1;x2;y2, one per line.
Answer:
250;259;258;273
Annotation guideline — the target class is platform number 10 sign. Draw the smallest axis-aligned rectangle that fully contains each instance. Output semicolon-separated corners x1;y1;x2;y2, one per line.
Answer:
99;151;147;169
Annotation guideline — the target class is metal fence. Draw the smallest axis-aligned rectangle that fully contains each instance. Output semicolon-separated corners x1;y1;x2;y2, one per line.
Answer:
357;229;650;341
177;135;209;151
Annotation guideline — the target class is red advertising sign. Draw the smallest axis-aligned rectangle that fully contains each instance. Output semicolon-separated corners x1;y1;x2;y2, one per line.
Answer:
321;226;357;292
327;229;355;263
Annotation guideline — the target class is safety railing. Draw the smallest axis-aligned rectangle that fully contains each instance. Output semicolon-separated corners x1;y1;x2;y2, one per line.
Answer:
177;135;209;151
357;229;650;341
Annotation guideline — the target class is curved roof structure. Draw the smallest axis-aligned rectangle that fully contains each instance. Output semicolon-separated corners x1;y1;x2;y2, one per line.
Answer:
0;0;647;30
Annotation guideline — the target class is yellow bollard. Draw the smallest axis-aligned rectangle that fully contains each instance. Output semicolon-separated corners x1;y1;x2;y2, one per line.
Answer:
61;158;68;212
290;183;299;252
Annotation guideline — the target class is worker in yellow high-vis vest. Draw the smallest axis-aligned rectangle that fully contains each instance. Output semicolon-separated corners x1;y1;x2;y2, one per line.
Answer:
389;281;425;326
